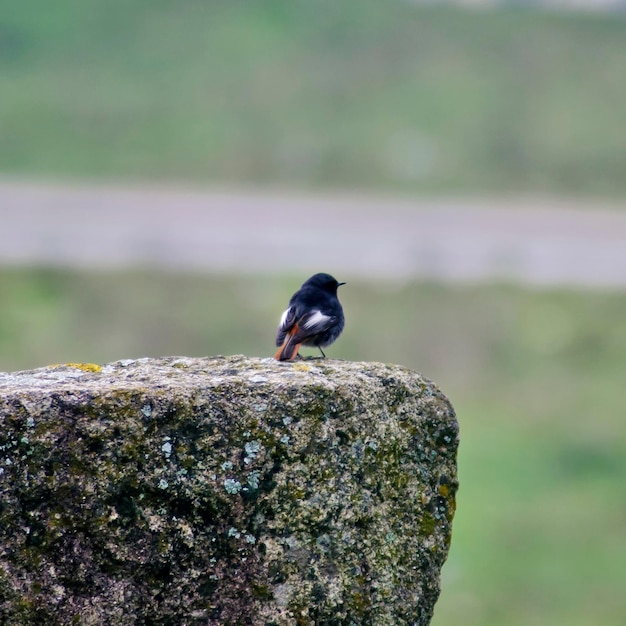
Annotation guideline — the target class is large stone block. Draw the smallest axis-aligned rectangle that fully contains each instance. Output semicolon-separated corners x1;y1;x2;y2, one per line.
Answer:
0;356;458;625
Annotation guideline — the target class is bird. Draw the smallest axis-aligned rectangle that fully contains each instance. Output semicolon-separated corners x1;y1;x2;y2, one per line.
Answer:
274;273;346;361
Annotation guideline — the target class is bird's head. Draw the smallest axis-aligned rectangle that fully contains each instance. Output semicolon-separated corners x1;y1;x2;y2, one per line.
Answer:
303;273;346;292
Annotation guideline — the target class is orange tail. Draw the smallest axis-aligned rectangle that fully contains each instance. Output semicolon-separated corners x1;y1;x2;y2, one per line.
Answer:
274;342;302;361
274;325;302;361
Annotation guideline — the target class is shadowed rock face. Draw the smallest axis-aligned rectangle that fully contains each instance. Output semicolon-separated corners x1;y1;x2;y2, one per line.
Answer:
0;356;458;625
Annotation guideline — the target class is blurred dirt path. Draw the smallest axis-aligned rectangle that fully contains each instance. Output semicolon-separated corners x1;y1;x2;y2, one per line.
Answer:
2;179;626;288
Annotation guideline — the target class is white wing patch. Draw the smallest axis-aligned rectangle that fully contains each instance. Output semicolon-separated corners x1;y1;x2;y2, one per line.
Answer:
302;310;332;330
279;307;292;330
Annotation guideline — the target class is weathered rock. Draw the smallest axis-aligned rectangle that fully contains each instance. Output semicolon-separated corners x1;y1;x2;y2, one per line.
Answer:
0;356;458;625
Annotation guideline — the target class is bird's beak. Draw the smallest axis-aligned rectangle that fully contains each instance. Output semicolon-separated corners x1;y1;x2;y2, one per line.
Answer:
338;282;346;286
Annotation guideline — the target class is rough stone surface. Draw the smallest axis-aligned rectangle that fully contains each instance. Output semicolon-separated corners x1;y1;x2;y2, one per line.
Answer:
0;356;458;625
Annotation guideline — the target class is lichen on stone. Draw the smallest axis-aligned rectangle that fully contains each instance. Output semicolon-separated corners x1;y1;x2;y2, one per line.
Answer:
62;362;103;373
0;355;458;626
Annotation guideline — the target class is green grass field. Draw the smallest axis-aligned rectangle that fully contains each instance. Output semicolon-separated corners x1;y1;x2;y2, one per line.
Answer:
1;268;625;625
2;2;626;196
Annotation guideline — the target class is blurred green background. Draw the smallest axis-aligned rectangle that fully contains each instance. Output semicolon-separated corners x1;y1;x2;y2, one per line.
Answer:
2;0;626;195
2;2;626;625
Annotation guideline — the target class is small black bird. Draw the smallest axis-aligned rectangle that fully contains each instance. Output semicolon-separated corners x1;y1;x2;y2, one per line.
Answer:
275;273;346;361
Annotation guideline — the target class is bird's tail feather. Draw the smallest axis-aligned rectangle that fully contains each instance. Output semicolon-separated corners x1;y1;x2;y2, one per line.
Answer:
274;340;302;361
274;325;302;361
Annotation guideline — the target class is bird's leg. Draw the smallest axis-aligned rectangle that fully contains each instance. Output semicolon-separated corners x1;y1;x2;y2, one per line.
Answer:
318;346;326;358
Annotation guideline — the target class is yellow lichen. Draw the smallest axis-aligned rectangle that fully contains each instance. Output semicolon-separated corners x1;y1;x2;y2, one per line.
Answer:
65;363;103;373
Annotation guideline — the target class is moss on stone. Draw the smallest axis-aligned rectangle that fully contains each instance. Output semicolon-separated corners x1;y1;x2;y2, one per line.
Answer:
0;355;458;626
